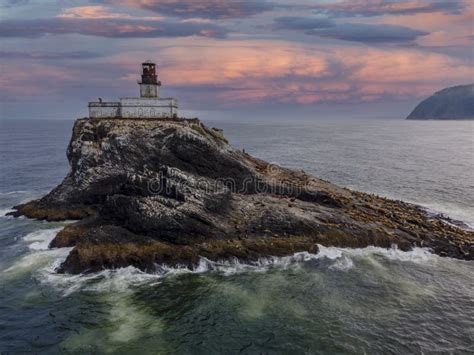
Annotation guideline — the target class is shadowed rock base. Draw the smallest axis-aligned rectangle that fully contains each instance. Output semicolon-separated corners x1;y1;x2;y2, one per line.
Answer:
9;117;474;273
9;201;95;222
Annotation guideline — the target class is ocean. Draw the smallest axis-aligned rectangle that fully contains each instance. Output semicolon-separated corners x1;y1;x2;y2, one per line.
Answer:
0;118;473;353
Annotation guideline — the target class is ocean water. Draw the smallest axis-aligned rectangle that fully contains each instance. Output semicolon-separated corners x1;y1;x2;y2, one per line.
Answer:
0;118;473;353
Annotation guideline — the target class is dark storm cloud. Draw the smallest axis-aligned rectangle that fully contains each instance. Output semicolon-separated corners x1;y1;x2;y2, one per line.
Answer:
273;16;335;30
309;0;464;17
306;23;428;43
0;50;103;59
110;0;274;19
0;18;228;38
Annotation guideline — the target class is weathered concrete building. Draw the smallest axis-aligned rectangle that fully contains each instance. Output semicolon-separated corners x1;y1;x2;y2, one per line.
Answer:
89;61;178;119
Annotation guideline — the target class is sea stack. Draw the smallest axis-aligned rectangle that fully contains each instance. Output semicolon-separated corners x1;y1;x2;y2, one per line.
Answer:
8;63;474;274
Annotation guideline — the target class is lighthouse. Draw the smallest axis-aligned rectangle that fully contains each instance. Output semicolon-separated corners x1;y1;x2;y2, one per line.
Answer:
88;60;178;119
139;61;161;98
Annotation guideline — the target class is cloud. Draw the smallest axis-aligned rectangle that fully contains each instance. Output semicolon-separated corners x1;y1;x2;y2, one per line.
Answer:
310;0;464;17
0;18;228;38
0;51;103;60
57;5;165;20
366;0;474;49
273;16;335;30
57;6;134;19
90;40;471;107
1;38;472;109
273;16;428;44
112;0;274;19
307;23;428;43
0;62;78;98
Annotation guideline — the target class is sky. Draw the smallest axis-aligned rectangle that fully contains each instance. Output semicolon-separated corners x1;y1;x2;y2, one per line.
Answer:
0;0;473;120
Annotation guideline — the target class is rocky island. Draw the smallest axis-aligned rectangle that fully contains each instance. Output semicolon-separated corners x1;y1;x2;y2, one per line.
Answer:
8;117;473;274
407;84;474;120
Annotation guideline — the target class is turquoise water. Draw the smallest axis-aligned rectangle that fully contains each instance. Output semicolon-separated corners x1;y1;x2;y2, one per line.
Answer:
1;119;473;353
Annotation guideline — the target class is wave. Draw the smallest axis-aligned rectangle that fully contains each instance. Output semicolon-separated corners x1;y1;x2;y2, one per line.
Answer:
1;228;69;282
23;228;63;250
0;208;14;217
0;190;32;196
34;244;444;297
40;265;164;297
1;223;447;297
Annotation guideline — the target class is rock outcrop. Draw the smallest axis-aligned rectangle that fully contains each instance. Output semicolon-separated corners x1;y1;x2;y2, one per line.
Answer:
407;84;474;120
9;117;474;273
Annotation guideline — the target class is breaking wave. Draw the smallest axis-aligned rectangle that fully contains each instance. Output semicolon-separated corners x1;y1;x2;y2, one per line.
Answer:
4;225;445;298
23;228;63;250
33;243;442;297
0;208;14;217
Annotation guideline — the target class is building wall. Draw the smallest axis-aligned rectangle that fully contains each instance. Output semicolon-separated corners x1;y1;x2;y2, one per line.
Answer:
89;102;121;118
120;98;177;118
88;98;177;119
140;84;159;98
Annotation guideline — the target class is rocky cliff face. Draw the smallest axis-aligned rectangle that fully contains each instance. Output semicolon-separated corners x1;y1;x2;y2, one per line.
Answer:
407;84;474;120
10;117;473;273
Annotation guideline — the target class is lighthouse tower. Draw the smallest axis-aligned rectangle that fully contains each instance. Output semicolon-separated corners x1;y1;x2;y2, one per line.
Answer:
88;60;178;119
139;61;161;98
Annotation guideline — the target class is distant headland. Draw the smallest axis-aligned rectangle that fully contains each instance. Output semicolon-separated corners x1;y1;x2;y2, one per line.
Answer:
407;84;474;120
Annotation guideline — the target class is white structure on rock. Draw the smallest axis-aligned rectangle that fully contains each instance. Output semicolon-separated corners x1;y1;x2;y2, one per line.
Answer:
89;61;178;119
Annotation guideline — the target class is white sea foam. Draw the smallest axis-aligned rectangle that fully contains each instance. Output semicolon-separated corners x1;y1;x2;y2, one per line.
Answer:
40;265;163;297
31;241;443;297
1;228;69;282
326;245;437;264
157;245;439;275
23;228;63;250
2;248;72;281
329;256;354;271
0;208;14;217
0;190;31;196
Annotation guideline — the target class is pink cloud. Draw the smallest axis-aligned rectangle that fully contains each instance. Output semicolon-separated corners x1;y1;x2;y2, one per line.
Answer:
2;39;472;108
369;0;473;47
0;63;77;97
58;6;127;19
57;5;165;20
96;39;471;107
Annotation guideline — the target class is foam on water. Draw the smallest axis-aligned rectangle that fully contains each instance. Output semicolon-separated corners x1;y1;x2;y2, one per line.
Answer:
60;288;167;352
23;228;63;250
0;190;31;195
40;265;163;297
328;255;354;271
324;245;438;264
1;227;70;281
2;248;72;281
0;208;14;217
34;243;444;298
4;226;443;299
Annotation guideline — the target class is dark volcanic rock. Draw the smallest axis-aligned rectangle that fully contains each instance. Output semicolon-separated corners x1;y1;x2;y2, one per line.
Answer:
9;117;474;273
407;84;474;120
